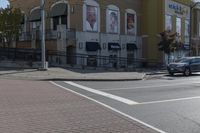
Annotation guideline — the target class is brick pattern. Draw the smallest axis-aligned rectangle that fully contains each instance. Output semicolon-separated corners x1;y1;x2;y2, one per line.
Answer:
0;79;157;133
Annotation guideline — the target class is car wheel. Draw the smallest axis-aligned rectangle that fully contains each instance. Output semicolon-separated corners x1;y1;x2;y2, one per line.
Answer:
169;72;174;76
184;68;191;76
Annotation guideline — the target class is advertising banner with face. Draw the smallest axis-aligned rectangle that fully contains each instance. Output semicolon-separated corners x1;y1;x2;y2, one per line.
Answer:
185;20;189;43
108;10;118;33
86;5;97;31
176;17;181;36
165;15;172;32
185;20;189;36
127;13;135;35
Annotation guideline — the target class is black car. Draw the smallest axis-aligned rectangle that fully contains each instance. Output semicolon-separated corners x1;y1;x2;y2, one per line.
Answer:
167;57;200;76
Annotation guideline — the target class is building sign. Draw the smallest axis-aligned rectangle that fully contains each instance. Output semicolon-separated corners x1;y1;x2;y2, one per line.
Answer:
165;0;190;19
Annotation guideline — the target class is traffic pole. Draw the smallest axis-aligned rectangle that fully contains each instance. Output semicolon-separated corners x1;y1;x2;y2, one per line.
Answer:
40;0;47;70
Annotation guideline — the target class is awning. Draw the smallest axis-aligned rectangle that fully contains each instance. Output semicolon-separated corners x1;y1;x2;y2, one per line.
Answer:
50;3;68;17
29;9;41;22
108;43;121;51
127;43;138;51
86;42;101;51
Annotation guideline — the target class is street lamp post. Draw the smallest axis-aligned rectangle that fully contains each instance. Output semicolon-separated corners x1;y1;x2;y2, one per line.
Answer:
189;2;200;56
40;0;47;70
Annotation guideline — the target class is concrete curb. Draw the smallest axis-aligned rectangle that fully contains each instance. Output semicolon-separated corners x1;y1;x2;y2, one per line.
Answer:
0;76;144;81
43;78;143;81
146;72;167;75
0;67;168;81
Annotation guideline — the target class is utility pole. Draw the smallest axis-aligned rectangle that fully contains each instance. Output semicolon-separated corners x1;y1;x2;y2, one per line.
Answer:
40;0;47;70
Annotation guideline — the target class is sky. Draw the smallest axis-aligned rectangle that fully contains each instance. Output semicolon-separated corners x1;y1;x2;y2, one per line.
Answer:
0;0;9;9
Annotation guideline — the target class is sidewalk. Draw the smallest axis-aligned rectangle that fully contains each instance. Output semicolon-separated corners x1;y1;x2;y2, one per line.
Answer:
0;68;164;133
0;67;150;81
0;79;158;133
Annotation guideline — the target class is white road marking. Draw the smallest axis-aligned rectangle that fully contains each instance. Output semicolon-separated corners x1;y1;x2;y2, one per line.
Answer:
139;96;200;105
64;81;138;105
50;81;167;133
100;81;200;91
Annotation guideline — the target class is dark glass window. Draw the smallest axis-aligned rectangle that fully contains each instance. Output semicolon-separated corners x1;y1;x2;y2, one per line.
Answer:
53;16;59;30
61;15;67;28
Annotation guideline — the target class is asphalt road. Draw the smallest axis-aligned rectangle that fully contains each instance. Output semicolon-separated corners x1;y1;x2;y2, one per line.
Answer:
53;74;200;133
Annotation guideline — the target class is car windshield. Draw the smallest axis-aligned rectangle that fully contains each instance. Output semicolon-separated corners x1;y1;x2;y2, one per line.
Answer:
175;58;191;63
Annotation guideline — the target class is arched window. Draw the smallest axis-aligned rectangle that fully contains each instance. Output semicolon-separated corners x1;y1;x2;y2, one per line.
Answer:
83;0;100;32
50;1;69;30
125;9;137;36
20;11;27;32
29;6;40;22
106;5;120;34
29;6;41;30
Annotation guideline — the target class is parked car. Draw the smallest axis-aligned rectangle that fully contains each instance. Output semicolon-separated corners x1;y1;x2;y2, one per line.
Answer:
167;57;200;76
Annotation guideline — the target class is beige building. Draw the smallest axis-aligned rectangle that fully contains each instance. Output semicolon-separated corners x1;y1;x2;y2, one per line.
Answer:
141;0;193;64
9;0;142;68
192;7;200;56
11;0;199;67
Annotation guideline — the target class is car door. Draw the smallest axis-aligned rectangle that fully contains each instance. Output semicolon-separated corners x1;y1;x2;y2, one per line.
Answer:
196;58;200;72
190;58;199;72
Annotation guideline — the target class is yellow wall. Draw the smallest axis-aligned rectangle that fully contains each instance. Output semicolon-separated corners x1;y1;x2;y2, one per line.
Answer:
141;0;192;63
141;0;164;63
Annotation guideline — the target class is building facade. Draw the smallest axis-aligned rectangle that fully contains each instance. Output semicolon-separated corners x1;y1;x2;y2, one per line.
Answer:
9;0;142;68
192;7;200;56
10;0;197;67
141;0;193;64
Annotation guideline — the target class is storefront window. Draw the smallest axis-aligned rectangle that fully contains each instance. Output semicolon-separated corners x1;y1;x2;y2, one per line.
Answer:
127;52;135;65
87;55;97;67
109;54;117;68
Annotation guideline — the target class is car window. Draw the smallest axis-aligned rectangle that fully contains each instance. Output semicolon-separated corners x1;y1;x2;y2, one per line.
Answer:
177;58;191;63
191;58;200;63
197;58;200;62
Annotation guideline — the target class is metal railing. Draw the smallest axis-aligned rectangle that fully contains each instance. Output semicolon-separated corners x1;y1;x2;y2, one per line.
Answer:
46;50;164;70
0;48;41;61
0;48;164;70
